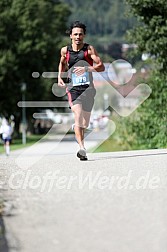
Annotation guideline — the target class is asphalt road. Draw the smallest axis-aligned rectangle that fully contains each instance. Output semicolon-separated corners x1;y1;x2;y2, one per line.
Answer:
0;130;167;252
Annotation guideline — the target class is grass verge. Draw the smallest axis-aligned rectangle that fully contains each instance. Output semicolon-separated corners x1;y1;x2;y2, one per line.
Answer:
0;134;45;154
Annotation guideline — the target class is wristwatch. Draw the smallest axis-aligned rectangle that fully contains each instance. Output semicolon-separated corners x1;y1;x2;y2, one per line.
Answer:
85;66;89;72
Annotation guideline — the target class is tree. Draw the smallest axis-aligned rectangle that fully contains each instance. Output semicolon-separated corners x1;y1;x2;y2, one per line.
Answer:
116;0;167;149
108;42;123;60
0;0;70;133
126;0;167;71
62;0;136;39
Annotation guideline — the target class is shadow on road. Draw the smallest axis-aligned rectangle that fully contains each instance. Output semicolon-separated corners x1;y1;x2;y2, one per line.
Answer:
0;217;9;252
89;151;167;161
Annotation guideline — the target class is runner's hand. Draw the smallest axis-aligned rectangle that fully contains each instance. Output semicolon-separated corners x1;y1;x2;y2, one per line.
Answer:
73;66;85;76
58;77;66;88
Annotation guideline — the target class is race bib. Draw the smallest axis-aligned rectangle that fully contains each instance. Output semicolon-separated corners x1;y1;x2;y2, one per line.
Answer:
71;72;90;86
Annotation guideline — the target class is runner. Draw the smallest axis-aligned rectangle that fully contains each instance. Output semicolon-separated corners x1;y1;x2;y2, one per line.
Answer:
0;118;13;156
58;21;104;160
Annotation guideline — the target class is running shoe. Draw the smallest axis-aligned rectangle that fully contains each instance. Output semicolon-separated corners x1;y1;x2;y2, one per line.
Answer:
77;148;88;161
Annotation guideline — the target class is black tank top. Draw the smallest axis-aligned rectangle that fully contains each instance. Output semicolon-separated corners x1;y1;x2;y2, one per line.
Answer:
66;43;93;68
66;43;93;86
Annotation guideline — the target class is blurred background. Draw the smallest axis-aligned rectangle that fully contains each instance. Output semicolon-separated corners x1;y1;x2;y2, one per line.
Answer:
0;0;166;152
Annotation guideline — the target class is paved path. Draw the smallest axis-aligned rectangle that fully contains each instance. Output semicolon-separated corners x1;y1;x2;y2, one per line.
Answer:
0;130;167;252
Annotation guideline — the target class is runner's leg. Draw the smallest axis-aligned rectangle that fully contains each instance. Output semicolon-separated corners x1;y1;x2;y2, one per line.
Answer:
71;104;85;149
5;141;10;156
81;110;91;140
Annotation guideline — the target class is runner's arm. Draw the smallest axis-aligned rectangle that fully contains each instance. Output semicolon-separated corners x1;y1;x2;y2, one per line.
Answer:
73;45;105;75
88;45;105;72
58;47;67;87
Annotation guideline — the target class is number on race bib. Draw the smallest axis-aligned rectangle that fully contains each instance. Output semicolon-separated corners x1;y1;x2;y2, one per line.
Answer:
72;72;90;86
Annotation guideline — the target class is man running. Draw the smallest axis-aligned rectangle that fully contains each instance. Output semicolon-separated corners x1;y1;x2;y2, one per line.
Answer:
0;118;13;156
58;21;104;160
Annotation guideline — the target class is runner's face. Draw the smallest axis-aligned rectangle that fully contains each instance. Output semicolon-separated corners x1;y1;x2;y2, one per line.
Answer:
70;28;85;45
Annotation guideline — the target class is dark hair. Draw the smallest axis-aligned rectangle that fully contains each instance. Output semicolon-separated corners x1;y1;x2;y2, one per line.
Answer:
66;21;86;35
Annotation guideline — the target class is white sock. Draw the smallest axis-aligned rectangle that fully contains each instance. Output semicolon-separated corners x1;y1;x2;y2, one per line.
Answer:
6;145;10;155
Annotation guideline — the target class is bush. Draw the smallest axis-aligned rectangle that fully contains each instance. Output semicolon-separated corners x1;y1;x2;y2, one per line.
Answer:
117;72;167;149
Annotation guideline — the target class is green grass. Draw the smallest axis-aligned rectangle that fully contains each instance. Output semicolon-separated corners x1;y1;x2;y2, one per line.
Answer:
91;114;136;153
92;137;127;153
94;139;123;152
0;134;45;154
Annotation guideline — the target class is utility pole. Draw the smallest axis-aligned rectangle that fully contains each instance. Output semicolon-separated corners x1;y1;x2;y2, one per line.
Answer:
21;82;27;144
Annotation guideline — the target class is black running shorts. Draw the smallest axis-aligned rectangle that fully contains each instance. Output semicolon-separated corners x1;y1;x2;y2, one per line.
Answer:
66;85;96;112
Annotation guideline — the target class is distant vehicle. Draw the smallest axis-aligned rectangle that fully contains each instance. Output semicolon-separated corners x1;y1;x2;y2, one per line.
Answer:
33;109;73;134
